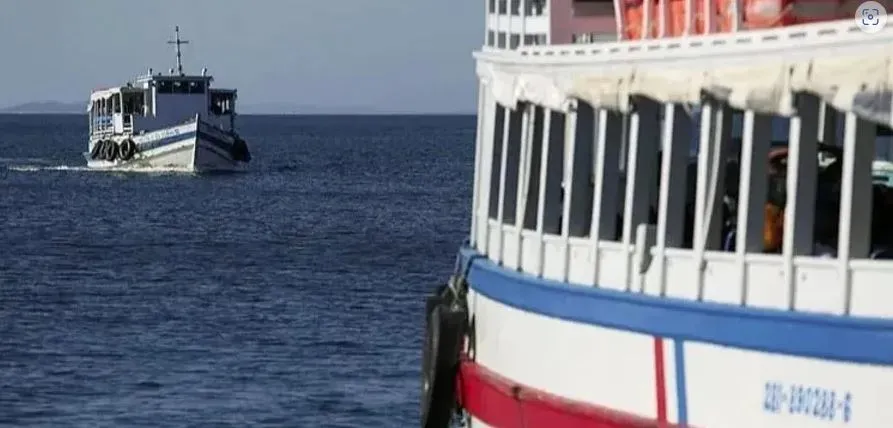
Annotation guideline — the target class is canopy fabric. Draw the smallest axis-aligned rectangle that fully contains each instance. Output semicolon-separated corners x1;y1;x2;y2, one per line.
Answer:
477;53;893;128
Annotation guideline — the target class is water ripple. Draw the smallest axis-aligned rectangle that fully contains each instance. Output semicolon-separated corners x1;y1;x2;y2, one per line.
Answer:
0;114;474;427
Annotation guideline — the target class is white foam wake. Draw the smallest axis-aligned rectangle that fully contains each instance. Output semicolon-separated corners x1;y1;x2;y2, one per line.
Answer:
5;164;196;174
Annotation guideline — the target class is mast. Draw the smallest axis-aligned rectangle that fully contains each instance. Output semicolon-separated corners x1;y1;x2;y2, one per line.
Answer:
167;26;190;76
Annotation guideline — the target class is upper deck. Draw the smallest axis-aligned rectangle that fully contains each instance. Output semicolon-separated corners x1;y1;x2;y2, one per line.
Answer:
467;14;893;320
87;27;238;138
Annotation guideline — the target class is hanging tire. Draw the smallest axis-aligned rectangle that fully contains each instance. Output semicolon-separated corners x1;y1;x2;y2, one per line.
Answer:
230;137;251;162
97;140;111;160
118;139;137;161
90;140;104;160
420;290;466;428
104;140;118;161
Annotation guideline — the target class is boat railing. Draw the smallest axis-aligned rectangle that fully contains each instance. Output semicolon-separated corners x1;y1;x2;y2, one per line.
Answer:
477;199;893;318
468;17;893;319
492;18;873;60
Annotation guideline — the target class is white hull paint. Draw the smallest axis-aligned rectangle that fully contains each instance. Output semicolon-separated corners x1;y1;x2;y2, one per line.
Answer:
468;416;493;428
85;120;247;173
462;250;892;428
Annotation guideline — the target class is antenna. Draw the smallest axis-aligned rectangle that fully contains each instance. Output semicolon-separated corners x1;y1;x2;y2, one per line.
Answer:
167;26;190;76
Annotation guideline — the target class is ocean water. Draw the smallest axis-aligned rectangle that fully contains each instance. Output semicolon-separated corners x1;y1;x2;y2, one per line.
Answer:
0;114;474;427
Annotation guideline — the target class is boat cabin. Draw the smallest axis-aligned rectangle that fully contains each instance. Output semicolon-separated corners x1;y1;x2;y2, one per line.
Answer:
88;68;237;138
88;27;237;139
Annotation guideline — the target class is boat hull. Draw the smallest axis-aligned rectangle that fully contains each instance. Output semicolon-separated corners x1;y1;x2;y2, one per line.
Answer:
85;120;248;173
454;246;892;428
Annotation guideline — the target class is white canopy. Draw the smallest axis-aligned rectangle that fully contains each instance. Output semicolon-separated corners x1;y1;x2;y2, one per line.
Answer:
477;52;893;128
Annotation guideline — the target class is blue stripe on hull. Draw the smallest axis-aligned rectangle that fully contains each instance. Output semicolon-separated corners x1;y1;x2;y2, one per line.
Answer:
459;247;893;365
674;340;689;425
131;125;235;155
196;130;233;154
139;131;197;152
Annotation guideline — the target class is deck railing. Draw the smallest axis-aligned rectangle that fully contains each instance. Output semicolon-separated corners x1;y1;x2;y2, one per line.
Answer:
92;115;114;135
468;18;893;319
475;218;893;318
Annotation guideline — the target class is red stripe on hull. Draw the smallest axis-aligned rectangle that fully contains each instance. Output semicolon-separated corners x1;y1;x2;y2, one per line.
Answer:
653;337;668;426
457;358;684;428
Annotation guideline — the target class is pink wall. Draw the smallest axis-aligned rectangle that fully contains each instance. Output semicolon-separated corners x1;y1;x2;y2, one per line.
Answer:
550;0;617;44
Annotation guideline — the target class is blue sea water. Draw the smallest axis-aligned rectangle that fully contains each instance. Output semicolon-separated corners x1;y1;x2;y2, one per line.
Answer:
0;114;475;427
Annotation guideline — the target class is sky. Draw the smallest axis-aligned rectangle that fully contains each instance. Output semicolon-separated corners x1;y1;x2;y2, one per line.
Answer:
0;1;483;113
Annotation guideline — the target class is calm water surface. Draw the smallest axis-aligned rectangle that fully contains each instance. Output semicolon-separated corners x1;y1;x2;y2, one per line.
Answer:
0;114;474;427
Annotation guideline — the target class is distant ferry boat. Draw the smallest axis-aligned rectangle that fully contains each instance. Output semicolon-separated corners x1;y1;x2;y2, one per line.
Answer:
85;27;250;172
420;0;893;427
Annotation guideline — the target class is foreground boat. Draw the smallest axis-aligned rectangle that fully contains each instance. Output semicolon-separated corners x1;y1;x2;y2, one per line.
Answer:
419;1;893;427
85;26;250;172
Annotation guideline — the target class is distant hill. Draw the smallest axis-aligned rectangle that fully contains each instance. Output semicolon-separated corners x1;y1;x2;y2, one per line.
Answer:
0;101;85;114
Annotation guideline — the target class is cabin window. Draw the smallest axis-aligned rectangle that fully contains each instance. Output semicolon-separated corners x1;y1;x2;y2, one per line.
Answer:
157;80;173;94
542;112;566;235
566;103;597;238
122;92;145;116
210;92;235;115
522;106;545;230
524;34;548;45
509;34;520;49
489;104;506;219
526;0;547;15
501;108;524;225
188;81;206;94
172;80;190;94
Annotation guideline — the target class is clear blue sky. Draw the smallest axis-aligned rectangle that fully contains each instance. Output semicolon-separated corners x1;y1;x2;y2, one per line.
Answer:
0;0;482;113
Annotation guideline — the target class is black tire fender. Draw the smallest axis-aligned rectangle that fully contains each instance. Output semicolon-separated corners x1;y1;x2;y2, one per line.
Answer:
420;292;466;428
90;140;104;160
118;139;137;161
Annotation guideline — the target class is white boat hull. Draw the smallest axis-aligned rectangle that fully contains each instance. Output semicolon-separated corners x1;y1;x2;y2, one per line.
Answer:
450;245;893;428
85;120;248;173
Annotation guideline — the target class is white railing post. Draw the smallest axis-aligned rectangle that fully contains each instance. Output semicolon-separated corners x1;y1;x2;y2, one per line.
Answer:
535;110;552;277
782;94;820;309
653;103;692;296
470;82;487;248
560;106;578;282
495;106;512;263
590;109;624;284
515;104;534;269
479;97;496;255
693;102;714;300
736;110;772;302
839;112;876;314
622;98;660;291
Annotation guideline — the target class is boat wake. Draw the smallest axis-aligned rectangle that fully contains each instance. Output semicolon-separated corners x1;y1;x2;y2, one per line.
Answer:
4;163;196;175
